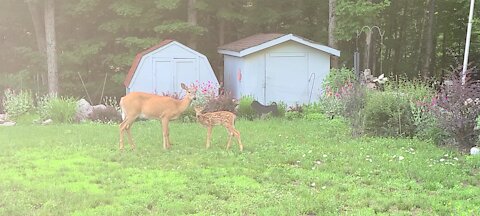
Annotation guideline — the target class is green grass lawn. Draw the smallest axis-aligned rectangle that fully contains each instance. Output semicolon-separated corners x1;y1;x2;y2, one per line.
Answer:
0;118;479;215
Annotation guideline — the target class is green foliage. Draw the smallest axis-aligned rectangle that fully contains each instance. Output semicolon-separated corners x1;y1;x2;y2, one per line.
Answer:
335;0;391;40
237;95;255;120
2;89;34;119
276;101;287;117
384;78;435;102
37;96;77;123
322;67;356;93
363;91;415;137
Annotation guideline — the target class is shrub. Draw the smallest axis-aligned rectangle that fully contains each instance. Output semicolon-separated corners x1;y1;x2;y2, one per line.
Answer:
202;92;237;113
304;112;327;121
2;89;34;119
411;99;447;143
363;91;415;137
322;67;356;93
89;106;122;123
37;95;77;123
237;95;255;120
285;104;304;120
430;70;480;150
276;101;287;117
179;106;196;123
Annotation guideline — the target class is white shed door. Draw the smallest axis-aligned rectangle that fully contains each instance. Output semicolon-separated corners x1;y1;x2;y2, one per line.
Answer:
174;58;198;92
154;58;174;94
265;53;309;105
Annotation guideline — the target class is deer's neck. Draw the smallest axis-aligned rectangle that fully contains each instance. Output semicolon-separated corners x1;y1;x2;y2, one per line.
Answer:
178;97;193;112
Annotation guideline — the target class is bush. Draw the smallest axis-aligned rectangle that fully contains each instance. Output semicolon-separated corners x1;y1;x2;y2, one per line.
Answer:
37;95;77;123
202;92;237;113
430;70;480;150
89;106;122;123
237;95;255;120
363;91;415;137
322;67;356;93
285;104;304;120
276;101;287;117
2;89;34;119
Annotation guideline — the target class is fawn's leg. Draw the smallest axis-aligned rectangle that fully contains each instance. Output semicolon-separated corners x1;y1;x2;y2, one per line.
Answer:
161;118;170;149
226;127;234;150
232;127;243;152
206;126;212;149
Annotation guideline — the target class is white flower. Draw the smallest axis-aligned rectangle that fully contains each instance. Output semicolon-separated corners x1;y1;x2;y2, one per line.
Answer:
440;158;445;162
321;186;327;190
398;156;404;161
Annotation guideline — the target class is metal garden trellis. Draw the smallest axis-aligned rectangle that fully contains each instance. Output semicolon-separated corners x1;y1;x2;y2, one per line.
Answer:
355;26;385;79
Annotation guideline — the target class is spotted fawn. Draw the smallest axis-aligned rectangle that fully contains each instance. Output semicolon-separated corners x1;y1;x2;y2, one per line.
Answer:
194;107;243;151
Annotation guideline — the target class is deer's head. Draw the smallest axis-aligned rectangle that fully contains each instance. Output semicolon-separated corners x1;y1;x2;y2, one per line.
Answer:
181;83;197;101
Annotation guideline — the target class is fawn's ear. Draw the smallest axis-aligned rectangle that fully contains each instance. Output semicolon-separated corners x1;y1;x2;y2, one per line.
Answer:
181;83;187;90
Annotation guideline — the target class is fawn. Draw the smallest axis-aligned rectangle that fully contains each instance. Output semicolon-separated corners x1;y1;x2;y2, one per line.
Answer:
194;107;244;152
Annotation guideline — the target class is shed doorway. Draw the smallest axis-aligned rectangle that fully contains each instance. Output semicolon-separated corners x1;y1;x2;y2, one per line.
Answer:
153;58;197;94
265;52;309;105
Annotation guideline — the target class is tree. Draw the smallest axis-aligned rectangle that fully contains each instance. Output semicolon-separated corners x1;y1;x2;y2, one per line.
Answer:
187;0;197;49
328;0;338;68
44;0;58;94
421;0;436;79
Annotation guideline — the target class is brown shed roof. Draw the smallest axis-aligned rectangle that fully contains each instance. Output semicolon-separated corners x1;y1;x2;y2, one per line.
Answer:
218;33;286;52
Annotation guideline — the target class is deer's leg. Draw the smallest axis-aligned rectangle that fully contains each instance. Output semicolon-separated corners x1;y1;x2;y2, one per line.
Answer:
119;119;128;150
120;118;136;150
126;125;135;150
206;126;212;149
226;127;234;150
232;127;243;152
161;118;170;149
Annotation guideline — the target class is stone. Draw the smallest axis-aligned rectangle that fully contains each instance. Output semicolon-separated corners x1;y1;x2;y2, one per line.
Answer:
471;147;480;156
0;121;16;126
42;119;53;125
76;99;93;122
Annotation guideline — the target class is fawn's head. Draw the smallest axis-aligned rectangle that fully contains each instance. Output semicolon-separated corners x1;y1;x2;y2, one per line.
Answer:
181;83;197;101
194;106;204;117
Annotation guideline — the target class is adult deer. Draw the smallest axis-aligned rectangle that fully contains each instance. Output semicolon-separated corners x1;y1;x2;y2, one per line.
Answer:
119;83;197;150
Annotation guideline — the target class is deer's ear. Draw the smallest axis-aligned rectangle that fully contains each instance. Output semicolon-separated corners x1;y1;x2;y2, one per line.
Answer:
181;83;187;90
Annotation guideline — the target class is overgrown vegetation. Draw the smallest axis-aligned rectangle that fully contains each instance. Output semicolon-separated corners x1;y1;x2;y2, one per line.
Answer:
2;89;34;119
36;96;77;123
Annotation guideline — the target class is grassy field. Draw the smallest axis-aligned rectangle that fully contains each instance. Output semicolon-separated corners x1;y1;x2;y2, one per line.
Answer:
0;118;479;215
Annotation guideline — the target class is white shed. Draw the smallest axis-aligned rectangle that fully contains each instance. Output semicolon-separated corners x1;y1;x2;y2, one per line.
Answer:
124;40;219;94
218;33;340;105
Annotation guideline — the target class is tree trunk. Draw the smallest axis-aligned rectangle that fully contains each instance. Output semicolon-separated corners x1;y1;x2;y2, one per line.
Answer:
421;0;436;80
27;1;46;55
187;0;197;49
328;0;338;68
218;18;225;46
44;0;58;95
364;31;372;70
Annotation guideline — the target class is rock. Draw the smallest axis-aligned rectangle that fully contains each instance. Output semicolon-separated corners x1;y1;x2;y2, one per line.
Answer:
92;104;107;111
76;99;93;122
0;121;16;126
471;147;480;156
42;119;53;125
0;113;8;122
